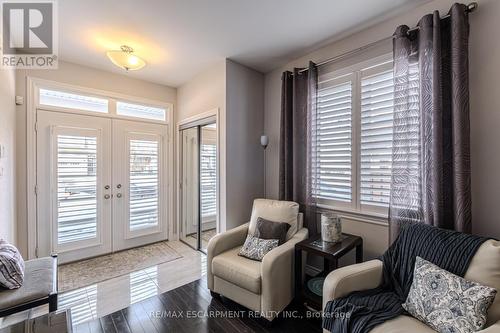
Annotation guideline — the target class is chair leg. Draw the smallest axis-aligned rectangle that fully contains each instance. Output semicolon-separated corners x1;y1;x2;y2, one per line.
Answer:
48;293;58;312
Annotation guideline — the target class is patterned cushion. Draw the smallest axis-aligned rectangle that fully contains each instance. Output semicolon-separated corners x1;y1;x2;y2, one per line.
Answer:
403;257;497;333
238;235;279;261
0;239;25;289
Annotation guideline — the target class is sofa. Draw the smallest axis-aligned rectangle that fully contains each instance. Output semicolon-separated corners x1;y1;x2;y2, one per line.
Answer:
207;199;309;321
322;239;500;332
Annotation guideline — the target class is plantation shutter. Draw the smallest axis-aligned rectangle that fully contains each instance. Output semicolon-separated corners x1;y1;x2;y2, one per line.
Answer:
201;143;217;218
56;134;99;244
360;68;395;207
314;73;353;203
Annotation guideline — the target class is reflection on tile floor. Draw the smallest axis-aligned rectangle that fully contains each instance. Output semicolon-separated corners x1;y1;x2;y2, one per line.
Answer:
0;241;206;328
183;228;217;250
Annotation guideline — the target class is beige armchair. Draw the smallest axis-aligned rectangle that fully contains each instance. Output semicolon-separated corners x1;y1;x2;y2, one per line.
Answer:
207;199;309;321
322;239;500;333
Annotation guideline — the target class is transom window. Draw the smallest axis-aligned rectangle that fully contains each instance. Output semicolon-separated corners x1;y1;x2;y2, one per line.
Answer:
313;56;399;217
37;86;169;123
39;88;108;113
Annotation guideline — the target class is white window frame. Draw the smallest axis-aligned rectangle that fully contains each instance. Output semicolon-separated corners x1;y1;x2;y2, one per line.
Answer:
315;54;393;221
26;77;175;259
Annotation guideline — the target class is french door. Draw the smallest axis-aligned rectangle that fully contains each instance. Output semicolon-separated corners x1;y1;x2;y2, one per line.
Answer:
36;111;167;263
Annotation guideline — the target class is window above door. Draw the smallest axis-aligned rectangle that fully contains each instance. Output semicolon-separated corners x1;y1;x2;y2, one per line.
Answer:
35;79;172;124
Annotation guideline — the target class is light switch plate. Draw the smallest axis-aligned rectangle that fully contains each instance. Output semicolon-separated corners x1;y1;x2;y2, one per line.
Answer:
15;96;24;105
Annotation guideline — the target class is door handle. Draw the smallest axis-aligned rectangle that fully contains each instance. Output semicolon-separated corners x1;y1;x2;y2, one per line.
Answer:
104;185;110;190
104;194;111;199
117;184;122;189
116;193;122;198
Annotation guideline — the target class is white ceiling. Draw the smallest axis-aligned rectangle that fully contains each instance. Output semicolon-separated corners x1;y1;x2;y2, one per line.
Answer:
59;0;426;87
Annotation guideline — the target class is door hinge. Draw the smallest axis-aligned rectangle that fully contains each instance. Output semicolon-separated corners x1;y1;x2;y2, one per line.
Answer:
34;121;39;132
34;185;38;195
34;246;39;258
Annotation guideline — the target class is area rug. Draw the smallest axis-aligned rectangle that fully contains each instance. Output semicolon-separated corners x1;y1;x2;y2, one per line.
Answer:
58;241;182;292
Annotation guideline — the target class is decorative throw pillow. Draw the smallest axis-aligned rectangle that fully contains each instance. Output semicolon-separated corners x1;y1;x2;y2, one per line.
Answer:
403;256;497;333
238;235;279;261
254;217;291;245
0;239;25;289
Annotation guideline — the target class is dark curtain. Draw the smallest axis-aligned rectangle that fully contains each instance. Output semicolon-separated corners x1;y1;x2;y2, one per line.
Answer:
390;3;471;242
279;61;318;235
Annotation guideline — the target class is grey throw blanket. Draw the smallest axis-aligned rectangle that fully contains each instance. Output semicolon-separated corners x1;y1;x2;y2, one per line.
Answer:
323;223;488;333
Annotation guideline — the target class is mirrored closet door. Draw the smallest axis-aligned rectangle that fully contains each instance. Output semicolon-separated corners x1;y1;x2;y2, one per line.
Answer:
179;118;218;252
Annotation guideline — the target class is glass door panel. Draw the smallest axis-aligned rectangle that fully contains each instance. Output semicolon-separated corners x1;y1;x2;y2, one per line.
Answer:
56;133;98;245
129;139;160;231
180;127;200;249
112;119;168;251
179;120;218;252
200;123;217;252
36;110;112;263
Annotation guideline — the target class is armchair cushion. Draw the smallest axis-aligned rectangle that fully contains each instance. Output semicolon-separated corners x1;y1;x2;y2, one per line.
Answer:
369;315;436;333
464;239;500;327
254;217;290;245
402;257;496;333
238;235;279;261
249;199;299;241
212;246;262;294
207;222;249;291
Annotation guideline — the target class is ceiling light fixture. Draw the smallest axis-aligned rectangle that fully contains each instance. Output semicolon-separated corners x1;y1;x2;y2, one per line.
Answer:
106;45;146;71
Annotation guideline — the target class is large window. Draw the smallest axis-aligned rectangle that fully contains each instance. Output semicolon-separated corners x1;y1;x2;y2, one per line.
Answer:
314;57;396;217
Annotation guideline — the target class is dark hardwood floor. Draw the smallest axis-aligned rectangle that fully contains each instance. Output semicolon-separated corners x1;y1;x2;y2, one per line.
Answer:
74;278;322;333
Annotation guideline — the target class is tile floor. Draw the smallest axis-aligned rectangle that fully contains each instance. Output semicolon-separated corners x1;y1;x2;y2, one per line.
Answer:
0;241;206;328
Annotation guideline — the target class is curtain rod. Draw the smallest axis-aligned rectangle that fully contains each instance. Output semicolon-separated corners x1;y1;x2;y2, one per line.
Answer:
296;2;478;74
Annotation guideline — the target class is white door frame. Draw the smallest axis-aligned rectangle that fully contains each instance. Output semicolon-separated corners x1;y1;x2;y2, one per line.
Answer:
176;109;222;243
26;77;174;259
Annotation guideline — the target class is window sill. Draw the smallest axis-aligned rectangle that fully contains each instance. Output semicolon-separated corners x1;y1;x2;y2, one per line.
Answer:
316;204;389;227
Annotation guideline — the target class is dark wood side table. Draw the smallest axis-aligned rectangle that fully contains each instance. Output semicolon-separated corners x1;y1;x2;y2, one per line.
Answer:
294;233;363;310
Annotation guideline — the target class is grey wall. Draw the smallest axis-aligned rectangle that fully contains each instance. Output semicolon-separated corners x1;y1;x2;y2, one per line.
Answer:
0;68;17;244
15;61;177;256
264;0;500;257
225;60;265;229
176;59;264;231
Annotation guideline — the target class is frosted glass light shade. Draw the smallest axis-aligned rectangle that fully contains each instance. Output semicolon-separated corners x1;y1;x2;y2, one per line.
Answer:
107;46;146;71
260;135;269;149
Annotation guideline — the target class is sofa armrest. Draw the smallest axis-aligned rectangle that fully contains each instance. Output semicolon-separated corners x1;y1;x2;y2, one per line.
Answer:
261;228;309;319
207;222;249;290
322;259;383;309
478;321;500;332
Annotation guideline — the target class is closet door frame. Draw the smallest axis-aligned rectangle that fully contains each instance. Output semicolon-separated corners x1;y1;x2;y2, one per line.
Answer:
177;110;220;252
